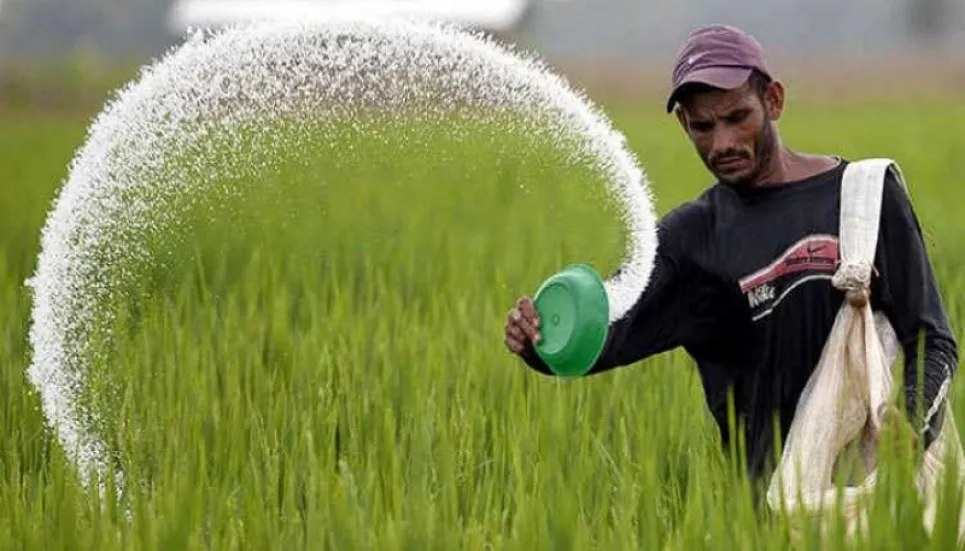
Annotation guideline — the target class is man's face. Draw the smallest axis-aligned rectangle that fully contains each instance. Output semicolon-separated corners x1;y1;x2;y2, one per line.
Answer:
675;80;783;186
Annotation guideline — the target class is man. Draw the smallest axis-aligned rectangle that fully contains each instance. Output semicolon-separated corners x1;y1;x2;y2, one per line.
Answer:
503;24;958;483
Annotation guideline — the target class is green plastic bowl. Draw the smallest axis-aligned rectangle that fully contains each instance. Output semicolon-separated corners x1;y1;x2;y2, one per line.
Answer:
532;264;610;377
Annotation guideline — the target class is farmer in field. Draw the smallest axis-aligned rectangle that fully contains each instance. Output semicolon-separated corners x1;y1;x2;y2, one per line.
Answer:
504;24;958;484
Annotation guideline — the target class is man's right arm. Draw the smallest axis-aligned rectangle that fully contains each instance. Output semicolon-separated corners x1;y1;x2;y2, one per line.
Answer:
517;250;690;376
514;208;701;376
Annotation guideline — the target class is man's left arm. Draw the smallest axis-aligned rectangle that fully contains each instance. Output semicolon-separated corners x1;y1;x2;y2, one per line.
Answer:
872;168;958;449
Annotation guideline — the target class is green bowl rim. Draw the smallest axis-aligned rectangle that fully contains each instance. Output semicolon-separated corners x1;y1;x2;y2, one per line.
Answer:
532;263;610;377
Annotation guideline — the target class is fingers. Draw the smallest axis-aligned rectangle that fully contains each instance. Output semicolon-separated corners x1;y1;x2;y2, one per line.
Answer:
506;320;526;343
505;307;523;354
505;297;541;355
518;316;541;344
505;333;525;354
515;297;540;343
518;297;538;320
505;315;528;353
517;297;541;344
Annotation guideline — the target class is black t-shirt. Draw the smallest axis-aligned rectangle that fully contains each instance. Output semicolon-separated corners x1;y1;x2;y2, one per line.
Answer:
520;158;958;480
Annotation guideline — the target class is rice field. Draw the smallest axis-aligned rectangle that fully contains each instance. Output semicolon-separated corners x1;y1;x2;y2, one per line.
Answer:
2;82;965;550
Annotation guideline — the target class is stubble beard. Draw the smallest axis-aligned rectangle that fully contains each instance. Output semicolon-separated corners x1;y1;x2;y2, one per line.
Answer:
712;118;777;188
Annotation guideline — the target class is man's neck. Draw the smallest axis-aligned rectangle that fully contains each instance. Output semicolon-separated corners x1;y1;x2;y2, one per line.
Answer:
749;148;839;189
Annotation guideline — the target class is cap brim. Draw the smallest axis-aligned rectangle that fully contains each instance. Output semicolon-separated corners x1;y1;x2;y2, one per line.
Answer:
665;66;753;113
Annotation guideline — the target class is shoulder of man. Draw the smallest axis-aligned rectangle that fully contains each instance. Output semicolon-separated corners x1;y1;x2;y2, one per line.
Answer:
658;188;716;238
843;157;932;245
838;156;908;194
651;189;718;263
878;159;930;239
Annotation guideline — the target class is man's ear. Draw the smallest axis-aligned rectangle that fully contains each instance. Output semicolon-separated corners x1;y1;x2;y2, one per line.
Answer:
764;80;785;121
675;106;688;132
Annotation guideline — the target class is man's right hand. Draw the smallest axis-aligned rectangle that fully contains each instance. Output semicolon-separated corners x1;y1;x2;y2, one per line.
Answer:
504;296;541;355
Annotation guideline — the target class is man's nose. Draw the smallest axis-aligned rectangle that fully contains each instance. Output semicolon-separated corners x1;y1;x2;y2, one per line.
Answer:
712;128;739;155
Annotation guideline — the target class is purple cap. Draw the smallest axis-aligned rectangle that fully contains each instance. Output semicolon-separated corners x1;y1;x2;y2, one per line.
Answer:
666;24;771;113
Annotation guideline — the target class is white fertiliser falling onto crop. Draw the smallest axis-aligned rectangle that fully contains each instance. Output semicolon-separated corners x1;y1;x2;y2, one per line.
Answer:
26;17;658;492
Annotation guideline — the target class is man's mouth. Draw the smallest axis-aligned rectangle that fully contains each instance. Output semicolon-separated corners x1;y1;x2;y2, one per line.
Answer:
714;156;748;171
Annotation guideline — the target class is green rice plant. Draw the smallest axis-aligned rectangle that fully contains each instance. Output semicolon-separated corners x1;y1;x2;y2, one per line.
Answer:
1;94;964;549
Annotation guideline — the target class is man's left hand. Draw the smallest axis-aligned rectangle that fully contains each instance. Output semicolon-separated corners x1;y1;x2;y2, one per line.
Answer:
877;404;921;462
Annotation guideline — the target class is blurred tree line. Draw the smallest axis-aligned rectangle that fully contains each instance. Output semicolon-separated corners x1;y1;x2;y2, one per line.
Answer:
906;0;955;45
0;0;175;61
0;0;958;63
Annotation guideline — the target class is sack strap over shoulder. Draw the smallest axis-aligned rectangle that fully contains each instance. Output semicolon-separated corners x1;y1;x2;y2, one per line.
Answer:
832;158;908;307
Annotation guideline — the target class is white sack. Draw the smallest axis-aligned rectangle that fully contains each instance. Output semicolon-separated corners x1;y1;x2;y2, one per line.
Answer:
764;159;965;541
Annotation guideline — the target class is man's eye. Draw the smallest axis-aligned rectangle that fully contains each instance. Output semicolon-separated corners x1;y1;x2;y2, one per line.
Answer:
690;121;713;132
725;110;750;124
